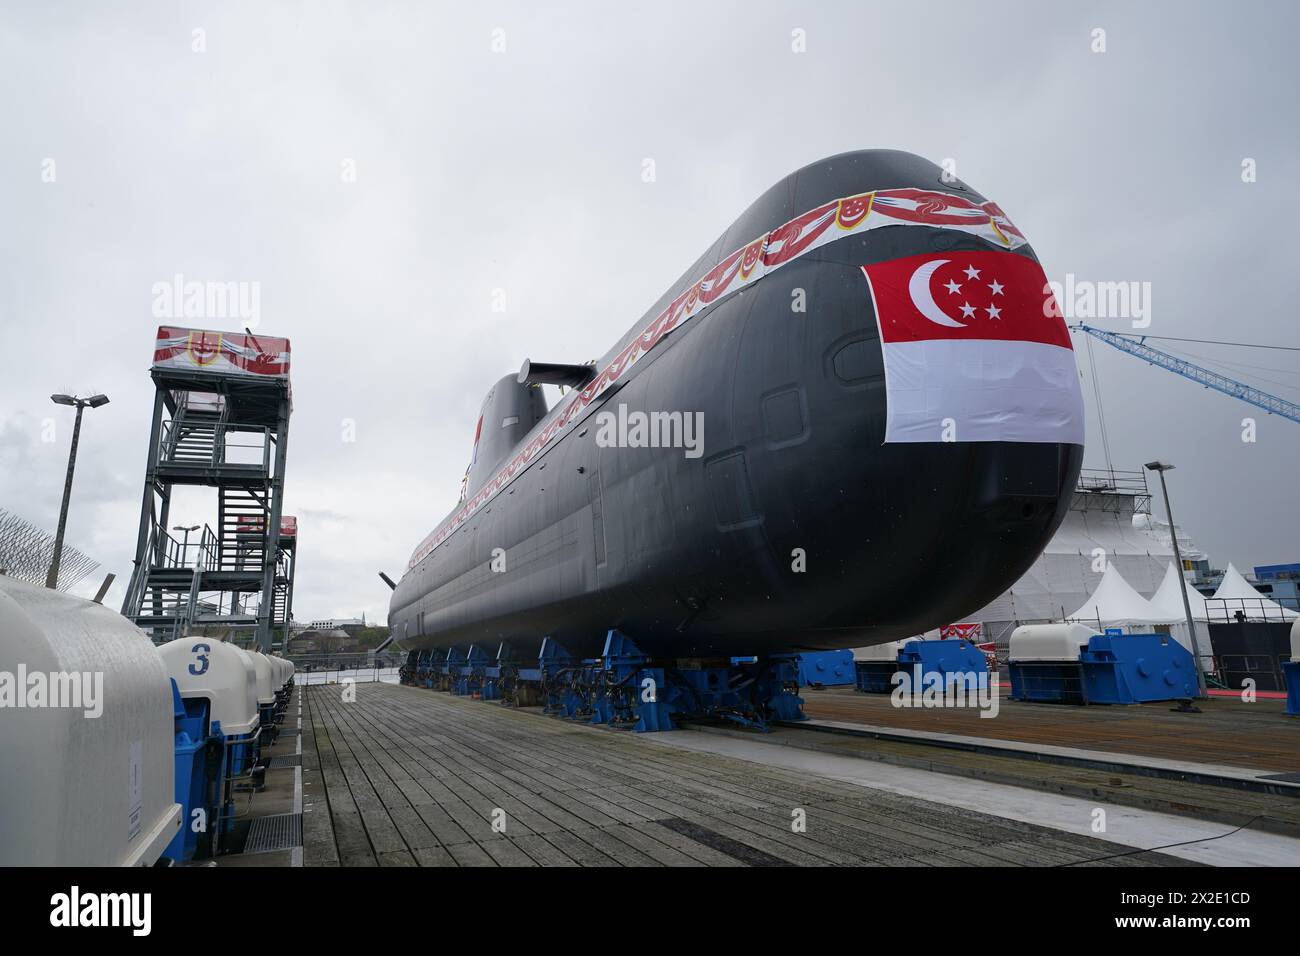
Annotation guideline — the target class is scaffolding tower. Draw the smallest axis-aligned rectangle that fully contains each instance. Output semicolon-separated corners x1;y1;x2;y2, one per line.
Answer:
122;326;294;649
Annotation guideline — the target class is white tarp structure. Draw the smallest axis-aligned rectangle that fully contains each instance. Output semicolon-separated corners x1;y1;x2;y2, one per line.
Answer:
1210;563;1299;622
969;498;1193;646
1131;512;1207;563
1066;562;1177;630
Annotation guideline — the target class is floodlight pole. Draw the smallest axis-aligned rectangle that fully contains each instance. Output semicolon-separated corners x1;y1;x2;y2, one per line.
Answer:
46;403;86;589
46;394;108;589
1145;461;1208;698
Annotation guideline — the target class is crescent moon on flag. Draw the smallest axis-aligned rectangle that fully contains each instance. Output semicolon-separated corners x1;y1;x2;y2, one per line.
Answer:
908;259;966;328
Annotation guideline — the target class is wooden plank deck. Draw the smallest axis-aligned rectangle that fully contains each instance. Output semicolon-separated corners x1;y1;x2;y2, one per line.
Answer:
802;686;1298;772
682;721;1300;839
301;682;1193;867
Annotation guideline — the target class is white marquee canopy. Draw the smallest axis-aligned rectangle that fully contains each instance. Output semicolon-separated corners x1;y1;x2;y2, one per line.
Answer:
1066;562;1179;628
1148;562;1213;622
1210;563;1299;621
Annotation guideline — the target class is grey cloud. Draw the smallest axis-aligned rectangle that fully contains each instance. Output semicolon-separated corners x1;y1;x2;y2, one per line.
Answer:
2;1;1296;623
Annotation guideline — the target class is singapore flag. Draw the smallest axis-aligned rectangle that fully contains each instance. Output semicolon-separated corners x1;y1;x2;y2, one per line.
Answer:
862;250;1085;445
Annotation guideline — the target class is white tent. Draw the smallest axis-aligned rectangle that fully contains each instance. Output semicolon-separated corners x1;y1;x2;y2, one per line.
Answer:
1147;562;1215;666
1149;562;1212;621
1210;564;1299;621
1066;562;1178;629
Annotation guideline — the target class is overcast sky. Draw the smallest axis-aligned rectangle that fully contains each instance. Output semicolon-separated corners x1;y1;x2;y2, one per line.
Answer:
2;1;1297;624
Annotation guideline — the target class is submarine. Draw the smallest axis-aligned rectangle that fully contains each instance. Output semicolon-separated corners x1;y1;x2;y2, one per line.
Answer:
390;150;1085;659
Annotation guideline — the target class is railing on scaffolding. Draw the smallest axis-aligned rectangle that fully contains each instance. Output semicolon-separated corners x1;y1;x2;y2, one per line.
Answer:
289;652;405;687
157;420;272;471
1203;596;1299;624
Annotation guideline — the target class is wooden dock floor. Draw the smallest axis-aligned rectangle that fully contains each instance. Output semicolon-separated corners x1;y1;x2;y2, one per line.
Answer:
302;682;1192;867
801;687;1299;772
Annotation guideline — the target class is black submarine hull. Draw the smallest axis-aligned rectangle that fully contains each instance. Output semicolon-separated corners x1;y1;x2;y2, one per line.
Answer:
391;150;1084;659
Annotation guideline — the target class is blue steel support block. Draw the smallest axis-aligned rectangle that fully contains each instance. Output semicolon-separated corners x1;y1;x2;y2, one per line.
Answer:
535;633;880;732
560;661;599;721
425;648;446;689
899;640;989;685
598;629;648;724
1079;633;1198;703
671;656;803;729
1008;663;1088;704
488;641;541;706
598;630;677;732
754;658;800;723
857;640;990;697
761;655;807;723
631;666;675;732
588;666;613;725
673;664;755;726
892;640;991;704
455;644;490;697
401;649;420;685
855;661;899;693
414;649;434;686
1284;661;1299;716
444;647;466;693
539;637;576;715
483;641;516;701
164;680;228;862
167;680;204;861
561;675;592;720
797;649;855;687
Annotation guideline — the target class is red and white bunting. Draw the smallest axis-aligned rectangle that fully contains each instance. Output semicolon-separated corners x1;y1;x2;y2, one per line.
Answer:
408;188;1032;568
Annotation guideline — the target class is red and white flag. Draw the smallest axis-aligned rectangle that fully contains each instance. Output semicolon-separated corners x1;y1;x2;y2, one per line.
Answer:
940;623;983;641
861;250;1084;445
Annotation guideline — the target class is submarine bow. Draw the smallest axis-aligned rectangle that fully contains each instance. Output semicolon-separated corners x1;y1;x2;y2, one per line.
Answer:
391;150;1085;658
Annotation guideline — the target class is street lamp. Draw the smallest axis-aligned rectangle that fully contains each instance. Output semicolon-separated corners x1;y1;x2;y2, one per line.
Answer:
1144;460;1208;698
173;524;200;567
45;393;110;589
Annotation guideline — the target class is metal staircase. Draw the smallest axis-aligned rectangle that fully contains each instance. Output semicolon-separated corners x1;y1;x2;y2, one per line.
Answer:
162;398;223;466
217;487;270;573
270;515;298;631
122;327;295;648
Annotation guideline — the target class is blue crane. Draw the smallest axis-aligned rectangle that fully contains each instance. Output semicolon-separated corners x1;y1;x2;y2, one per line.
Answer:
1072;324;1300;425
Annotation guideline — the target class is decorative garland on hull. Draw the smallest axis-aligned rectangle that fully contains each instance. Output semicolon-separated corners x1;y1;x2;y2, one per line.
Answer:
408;187;1026;569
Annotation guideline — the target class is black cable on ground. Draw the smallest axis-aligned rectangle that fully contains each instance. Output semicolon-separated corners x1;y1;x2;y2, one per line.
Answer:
1059;814;1267;866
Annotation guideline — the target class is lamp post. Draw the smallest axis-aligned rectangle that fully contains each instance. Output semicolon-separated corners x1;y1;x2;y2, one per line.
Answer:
1144;460;1208;698
173;524;200;567
45;393;110;589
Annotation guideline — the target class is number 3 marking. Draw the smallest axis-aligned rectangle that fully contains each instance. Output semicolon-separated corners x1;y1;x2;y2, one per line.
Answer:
189;643;211;676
